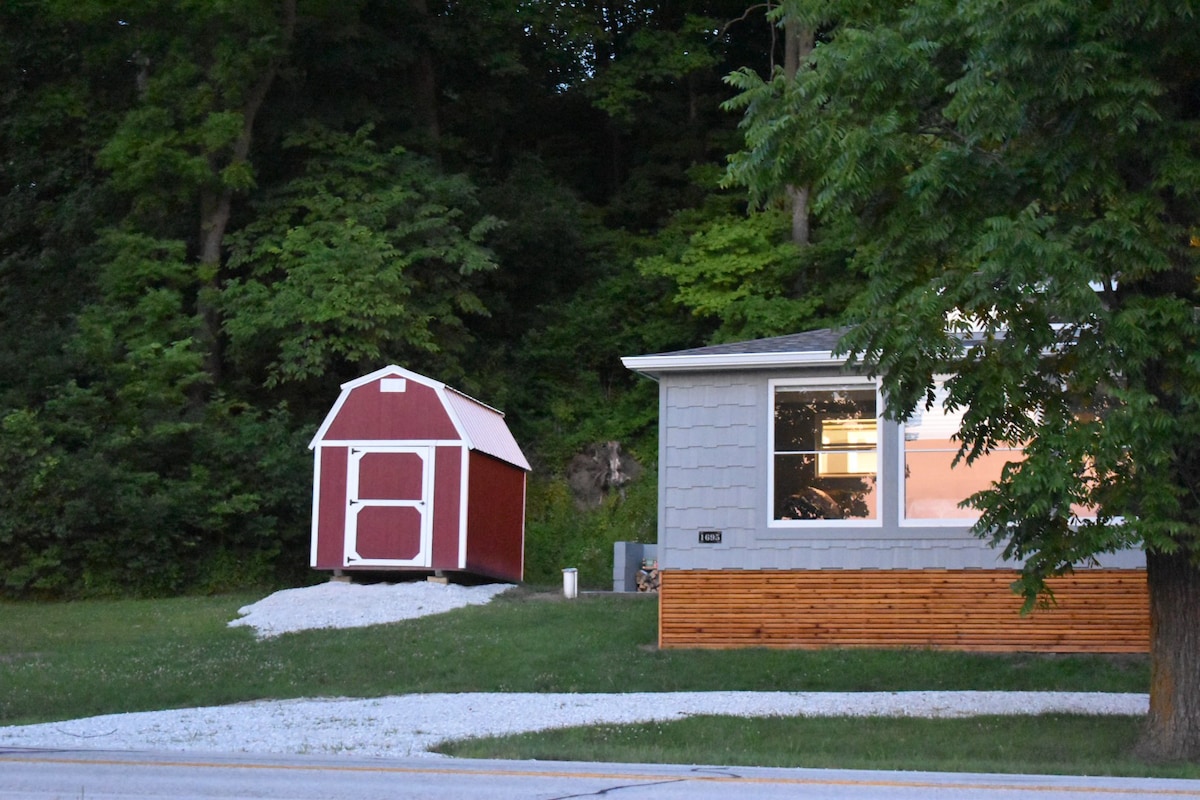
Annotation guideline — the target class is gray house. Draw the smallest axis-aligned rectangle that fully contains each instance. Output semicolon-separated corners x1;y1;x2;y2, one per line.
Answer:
622;329;1148;652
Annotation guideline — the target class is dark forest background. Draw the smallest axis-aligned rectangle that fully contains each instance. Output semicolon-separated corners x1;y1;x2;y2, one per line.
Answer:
0;1;847;595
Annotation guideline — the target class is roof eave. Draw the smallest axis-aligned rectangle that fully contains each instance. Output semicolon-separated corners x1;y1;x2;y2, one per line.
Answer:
621;351;847;376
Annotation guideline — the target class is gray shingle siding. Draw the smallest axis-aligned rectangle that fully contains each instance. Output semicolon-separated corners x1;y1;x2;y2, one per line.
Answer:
653;369;1144;571
659;374;761;570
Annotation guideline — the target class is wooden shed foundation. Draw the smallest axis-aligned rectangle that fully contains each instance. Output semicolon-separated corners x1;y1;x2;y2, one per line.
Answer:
659;569;1149;653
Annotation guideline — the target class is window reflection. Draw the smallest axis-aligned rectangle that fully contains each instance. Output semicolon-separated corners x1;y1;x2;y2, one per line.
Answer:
774;387;878;520
902;384;1021;520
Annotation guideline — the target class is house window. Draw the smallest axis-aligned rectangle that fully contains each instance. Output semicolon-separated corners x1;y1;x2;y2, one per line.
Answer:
773;383;879;522
901;382;1022;522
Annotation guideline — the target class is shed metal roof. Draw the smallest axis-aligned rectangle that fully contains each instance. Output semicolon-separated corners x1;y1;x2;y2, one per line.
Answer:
444;388;532;471
309;365;531;471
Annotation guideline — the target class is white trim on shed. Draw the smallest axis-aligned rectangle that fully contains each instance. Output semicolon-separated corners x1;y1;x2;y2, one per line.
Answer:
309;364;530;472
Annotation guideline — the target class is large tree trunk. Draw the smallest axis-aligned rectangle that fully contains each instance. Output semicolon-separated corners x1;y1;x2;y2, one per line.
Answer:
786;184;810;246
1136;547;1200;762
783;18;813;247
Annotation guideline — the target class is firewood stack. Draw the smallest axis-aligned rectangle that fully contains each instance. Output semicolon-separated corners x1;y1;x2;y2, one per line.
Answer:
636;559;660;593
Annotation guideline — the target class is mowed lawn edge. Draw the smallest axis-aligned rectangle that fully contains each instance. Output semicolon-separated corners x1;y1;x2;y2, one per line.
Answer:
435;713;1200;780
0;586;1170;776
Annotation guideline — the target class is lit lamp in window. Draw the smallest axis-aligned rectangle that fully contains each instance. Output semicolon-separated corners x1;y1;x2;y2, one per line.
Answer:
817;418;877;477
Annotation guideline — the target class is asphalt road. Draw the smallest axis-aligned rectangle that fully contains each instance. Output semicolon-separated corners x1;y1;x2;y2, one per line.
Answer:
3;748;1200;800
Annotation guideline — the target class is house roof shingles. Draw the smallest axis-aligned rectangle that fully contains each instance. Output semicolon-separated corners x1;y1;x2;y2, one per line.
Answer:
641;328;849;358
621;328;852;375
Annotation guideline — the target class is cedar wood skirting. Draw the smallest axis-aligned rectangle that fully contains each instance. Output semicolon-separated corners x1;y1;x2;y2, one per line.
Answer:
659;568;1149;653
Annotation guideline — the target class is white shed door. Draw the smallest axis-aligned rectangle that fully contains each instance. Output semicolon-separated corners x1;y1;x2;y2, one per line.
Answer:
344;446;433;568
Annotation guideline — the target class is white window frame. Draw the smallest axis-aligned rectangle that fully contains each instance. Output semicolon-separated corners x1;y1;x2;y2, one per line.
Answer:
768;377;884;529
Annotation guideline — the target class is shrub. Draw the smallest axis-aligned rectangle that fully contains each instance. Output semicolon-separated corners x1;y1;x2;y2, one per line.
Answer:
523;474;656;588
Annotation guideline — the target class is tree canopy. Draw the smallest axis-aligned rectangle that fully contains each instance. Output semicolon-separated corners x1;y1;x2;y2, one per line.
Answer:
0;0;792;595
4;0;1200;763
725;0;1200;761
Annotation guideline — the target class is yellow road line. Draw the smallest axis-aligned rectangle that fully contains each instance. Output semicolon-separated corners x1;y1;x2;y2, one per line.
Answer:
4;753;1200;796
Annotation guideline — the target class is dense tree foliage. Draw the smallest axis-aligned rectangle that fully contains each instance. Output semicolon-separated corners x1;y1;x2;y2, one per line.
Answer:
6;0;1199;764
725;0;1200;761
222;125;501;392
0;1;805;595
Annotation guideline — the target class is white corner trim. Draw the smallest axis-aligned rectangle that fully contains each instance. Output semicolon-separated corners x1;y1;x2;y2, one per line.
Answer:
309;448;322;567
458;446;470;570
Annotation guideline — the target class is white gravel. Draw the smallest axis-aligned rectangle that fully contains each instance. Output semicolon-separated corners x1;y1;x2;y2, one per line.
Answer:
226;580;517;639
0;692;1148;759
0;581;1149;759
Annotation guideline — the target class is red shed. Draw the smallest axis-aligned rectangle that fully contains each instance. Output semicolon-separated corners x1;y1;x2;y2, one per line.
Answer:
309;365;530;582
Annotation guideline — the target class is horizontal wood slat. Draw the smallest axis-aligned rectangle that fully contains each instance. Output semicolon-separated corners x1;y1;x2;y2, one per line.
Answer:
659;569;1149;653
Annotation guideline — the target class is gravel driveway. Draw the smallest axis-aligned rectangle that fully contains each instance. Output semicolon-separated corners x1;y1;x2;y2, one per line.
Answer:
0;691;1148;759
0;582;1148;759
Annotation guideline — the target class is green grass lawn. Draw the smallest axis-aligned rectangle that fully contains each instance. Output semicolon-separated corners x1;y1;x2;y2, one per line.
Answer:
437;714;1200;780
0;585;1178;777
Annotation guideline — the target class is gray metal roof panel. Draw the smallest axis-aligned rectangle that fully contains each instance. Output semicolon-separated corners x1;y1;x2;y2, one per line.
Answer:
445;389;532;471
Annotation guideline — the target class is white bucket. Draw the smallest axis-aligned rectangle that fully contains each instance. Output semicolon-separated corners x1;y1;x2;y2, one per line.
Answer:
562;567;578;599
